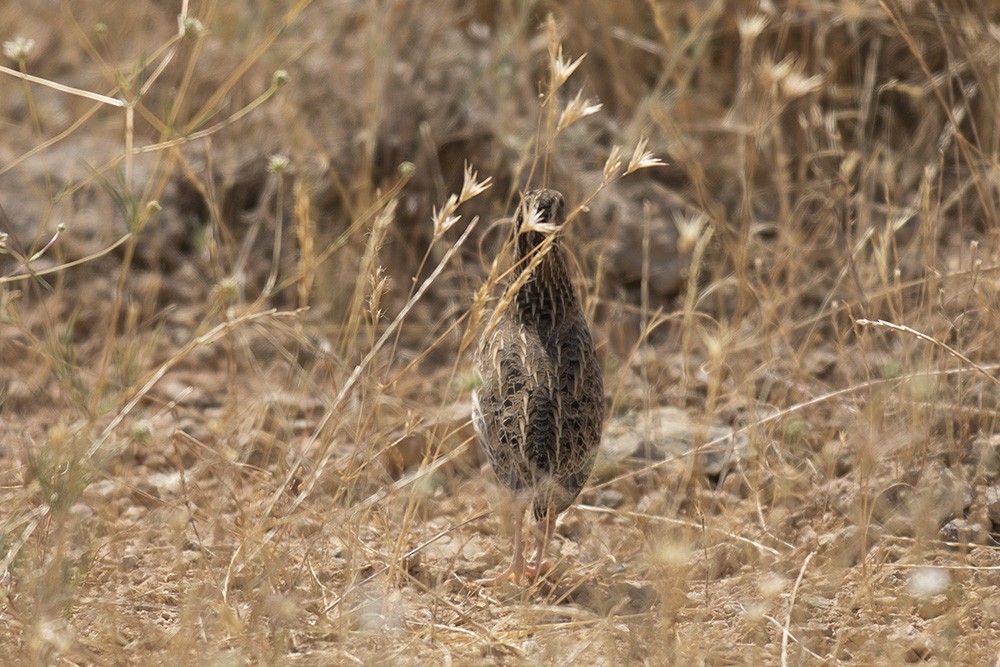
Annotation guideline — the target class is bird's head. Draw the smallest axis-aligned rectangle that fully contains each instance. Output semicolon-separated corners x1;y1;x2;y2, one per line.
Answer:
514;188;567;246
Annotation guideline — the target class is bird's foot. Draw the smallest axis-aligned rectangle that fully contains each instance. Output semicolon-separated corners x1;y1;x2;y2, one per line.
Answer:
475;559;553;586
478;559;559;585
525;559;551;578
475;561;526;586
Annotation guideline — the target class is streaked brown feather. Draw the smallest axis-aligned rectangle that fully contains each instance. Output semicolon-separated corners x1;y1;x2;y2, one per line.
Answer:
473;189;604;522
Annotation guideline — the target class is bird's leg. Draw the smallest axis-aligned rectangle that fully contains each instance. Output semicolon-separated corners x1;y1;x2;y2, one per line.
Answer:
477;498;527;585
526;505;556;577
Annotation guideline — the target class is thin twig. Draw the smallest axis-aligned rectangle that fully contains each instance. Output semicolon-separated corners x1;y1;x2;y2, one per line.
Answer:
781;551;815;667
0;63;125;106
577;504;782;556
856;318;1000;388
757;610;828;663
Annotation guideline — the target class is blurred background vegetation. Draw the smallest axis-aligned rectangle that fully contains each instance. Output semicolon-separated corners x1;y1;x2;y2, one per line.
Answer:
1;0;999;663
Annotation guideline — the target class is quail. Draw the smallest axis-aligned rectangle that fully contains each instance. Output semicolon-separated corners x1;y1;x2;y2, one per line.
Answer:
473;188;604;583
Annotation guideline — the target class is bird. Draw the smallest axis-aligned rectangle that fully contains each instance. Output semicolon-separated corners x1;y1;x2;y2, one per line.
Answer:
472;188;605;584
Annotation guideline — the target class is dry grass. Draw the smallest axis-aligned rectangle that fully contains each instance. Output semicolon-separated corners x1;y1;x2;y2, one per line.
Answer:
2;0;1000;664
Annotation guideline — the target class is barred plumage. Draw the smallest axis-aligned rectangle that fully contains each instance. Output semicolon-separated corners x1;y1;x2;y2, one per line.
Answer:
473;189;604;583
